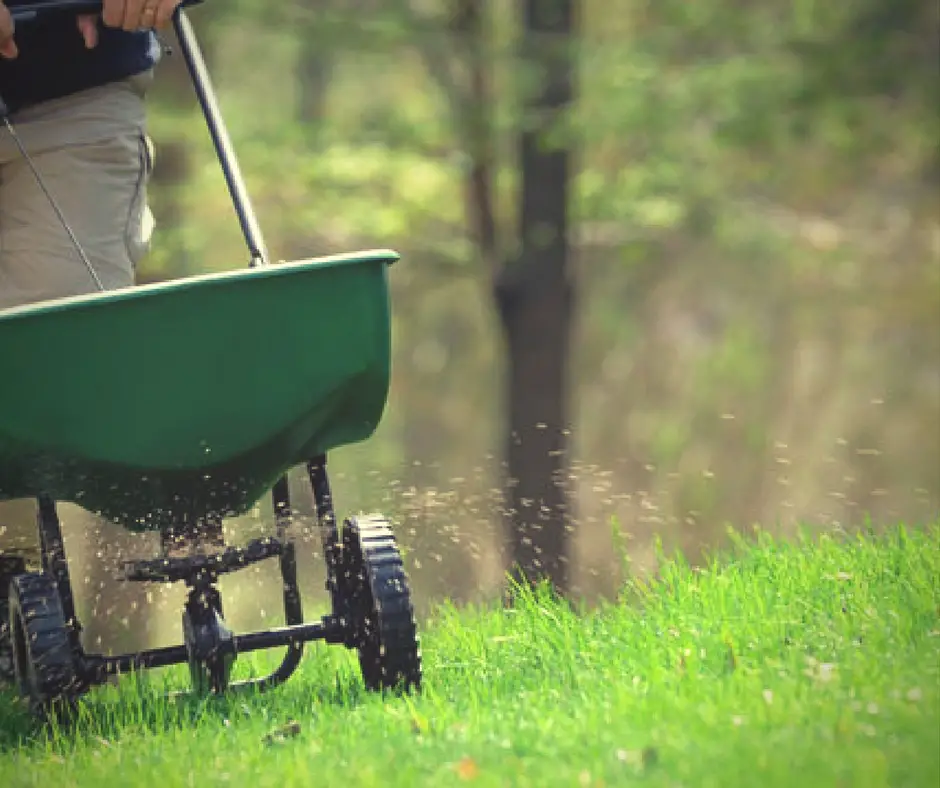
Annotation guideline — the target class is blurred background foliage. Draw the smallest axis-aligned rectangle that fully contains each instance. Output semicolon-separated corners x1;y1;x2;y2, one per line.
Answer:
60;0;938;651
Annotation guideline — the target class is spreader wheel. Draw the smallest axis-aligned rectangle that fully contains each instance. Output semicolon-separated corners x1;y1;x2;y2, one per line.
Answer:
338;515;421;692
8;573;82;715
0;555;26;687
0;555;27;685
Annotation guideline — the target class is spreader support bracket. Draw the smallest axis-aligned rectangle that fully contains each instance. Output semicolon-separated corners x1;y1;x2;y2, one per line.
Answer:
120;535;284;584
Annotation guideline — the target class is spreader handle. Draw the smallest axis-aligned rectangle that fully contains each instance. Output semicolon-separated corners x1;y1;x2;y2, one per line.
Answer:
11;0;204;24
171;8;270;267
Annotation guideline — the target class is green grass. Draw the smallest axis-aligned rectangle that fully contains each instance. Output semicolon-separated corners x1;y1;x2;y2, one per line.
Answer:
2;525;938;787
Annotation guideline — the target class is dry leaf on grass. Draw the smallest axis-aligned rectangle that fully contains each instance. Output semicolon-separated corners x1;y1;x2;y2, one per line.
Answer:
455;756;479;781
263;720;302;746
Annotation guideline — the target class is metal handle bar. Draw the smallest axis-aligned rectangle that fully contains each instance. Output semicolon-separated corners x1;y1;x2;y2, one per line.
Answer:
170;7;270;266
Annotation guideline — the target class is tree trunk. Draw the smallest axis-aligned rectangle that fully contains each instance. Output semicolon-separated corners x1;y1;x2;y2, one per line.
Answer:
433;0;578;595
297;49;333;128
495;0;577;595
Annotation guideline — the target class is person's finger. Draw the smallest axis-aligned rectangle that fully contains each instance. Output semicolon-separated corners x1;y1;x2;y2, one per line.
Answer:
153;0;180;30
0;4;18;59
121;0;146;30
76;14;99;49
100;0;126;29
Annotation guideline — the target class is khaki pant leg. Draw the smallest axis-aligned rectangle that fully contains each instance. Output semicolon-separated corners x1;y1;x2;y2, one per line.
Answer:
0;73;156;558
0;74;155;309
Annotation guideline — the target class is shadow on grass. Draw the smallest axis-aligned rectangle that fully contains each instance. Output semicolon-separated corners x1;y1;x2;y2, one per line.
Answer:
0;646;382;755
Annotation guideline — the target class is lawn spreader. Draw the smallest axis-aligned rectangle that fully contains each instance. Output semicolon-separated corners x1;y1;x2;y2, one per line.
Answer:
0;1;420;717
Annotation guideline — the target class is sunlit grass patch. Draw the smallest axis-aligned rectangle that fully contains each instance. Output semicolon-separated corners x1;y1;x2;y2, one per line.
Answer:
1;524;937;787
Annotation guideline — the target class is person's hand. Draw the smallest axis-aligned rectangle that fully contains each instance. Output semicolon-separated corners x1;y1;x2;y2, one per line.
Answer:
77;0;183;50
0;2;18;60
101;0;183;31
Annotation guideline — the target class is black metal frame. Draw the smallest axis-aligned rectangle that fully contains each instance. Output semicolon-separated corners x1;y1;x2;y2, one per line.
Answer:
35;455;348;695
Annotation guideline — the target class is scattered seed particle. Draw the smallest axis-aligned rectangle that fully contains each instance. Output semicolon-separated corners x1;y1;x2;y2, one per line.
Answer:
818;663;837;682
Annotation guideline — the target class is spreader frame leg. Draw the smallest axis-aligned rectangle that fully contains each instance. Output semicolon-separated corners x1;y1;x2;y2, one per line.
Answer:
223;473;306;693
36;495;84;661
306;455;344;615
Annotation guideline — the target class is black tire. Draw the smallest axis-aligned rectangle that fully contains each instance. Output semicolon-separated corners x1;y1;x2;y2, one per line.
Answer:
8;573;82;716
0;555;27;686
338;515;421;693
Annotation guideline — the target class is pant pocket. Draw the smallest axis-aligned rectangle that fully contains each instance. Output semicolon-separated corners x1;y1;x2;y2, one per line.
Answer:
125;133;156;269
